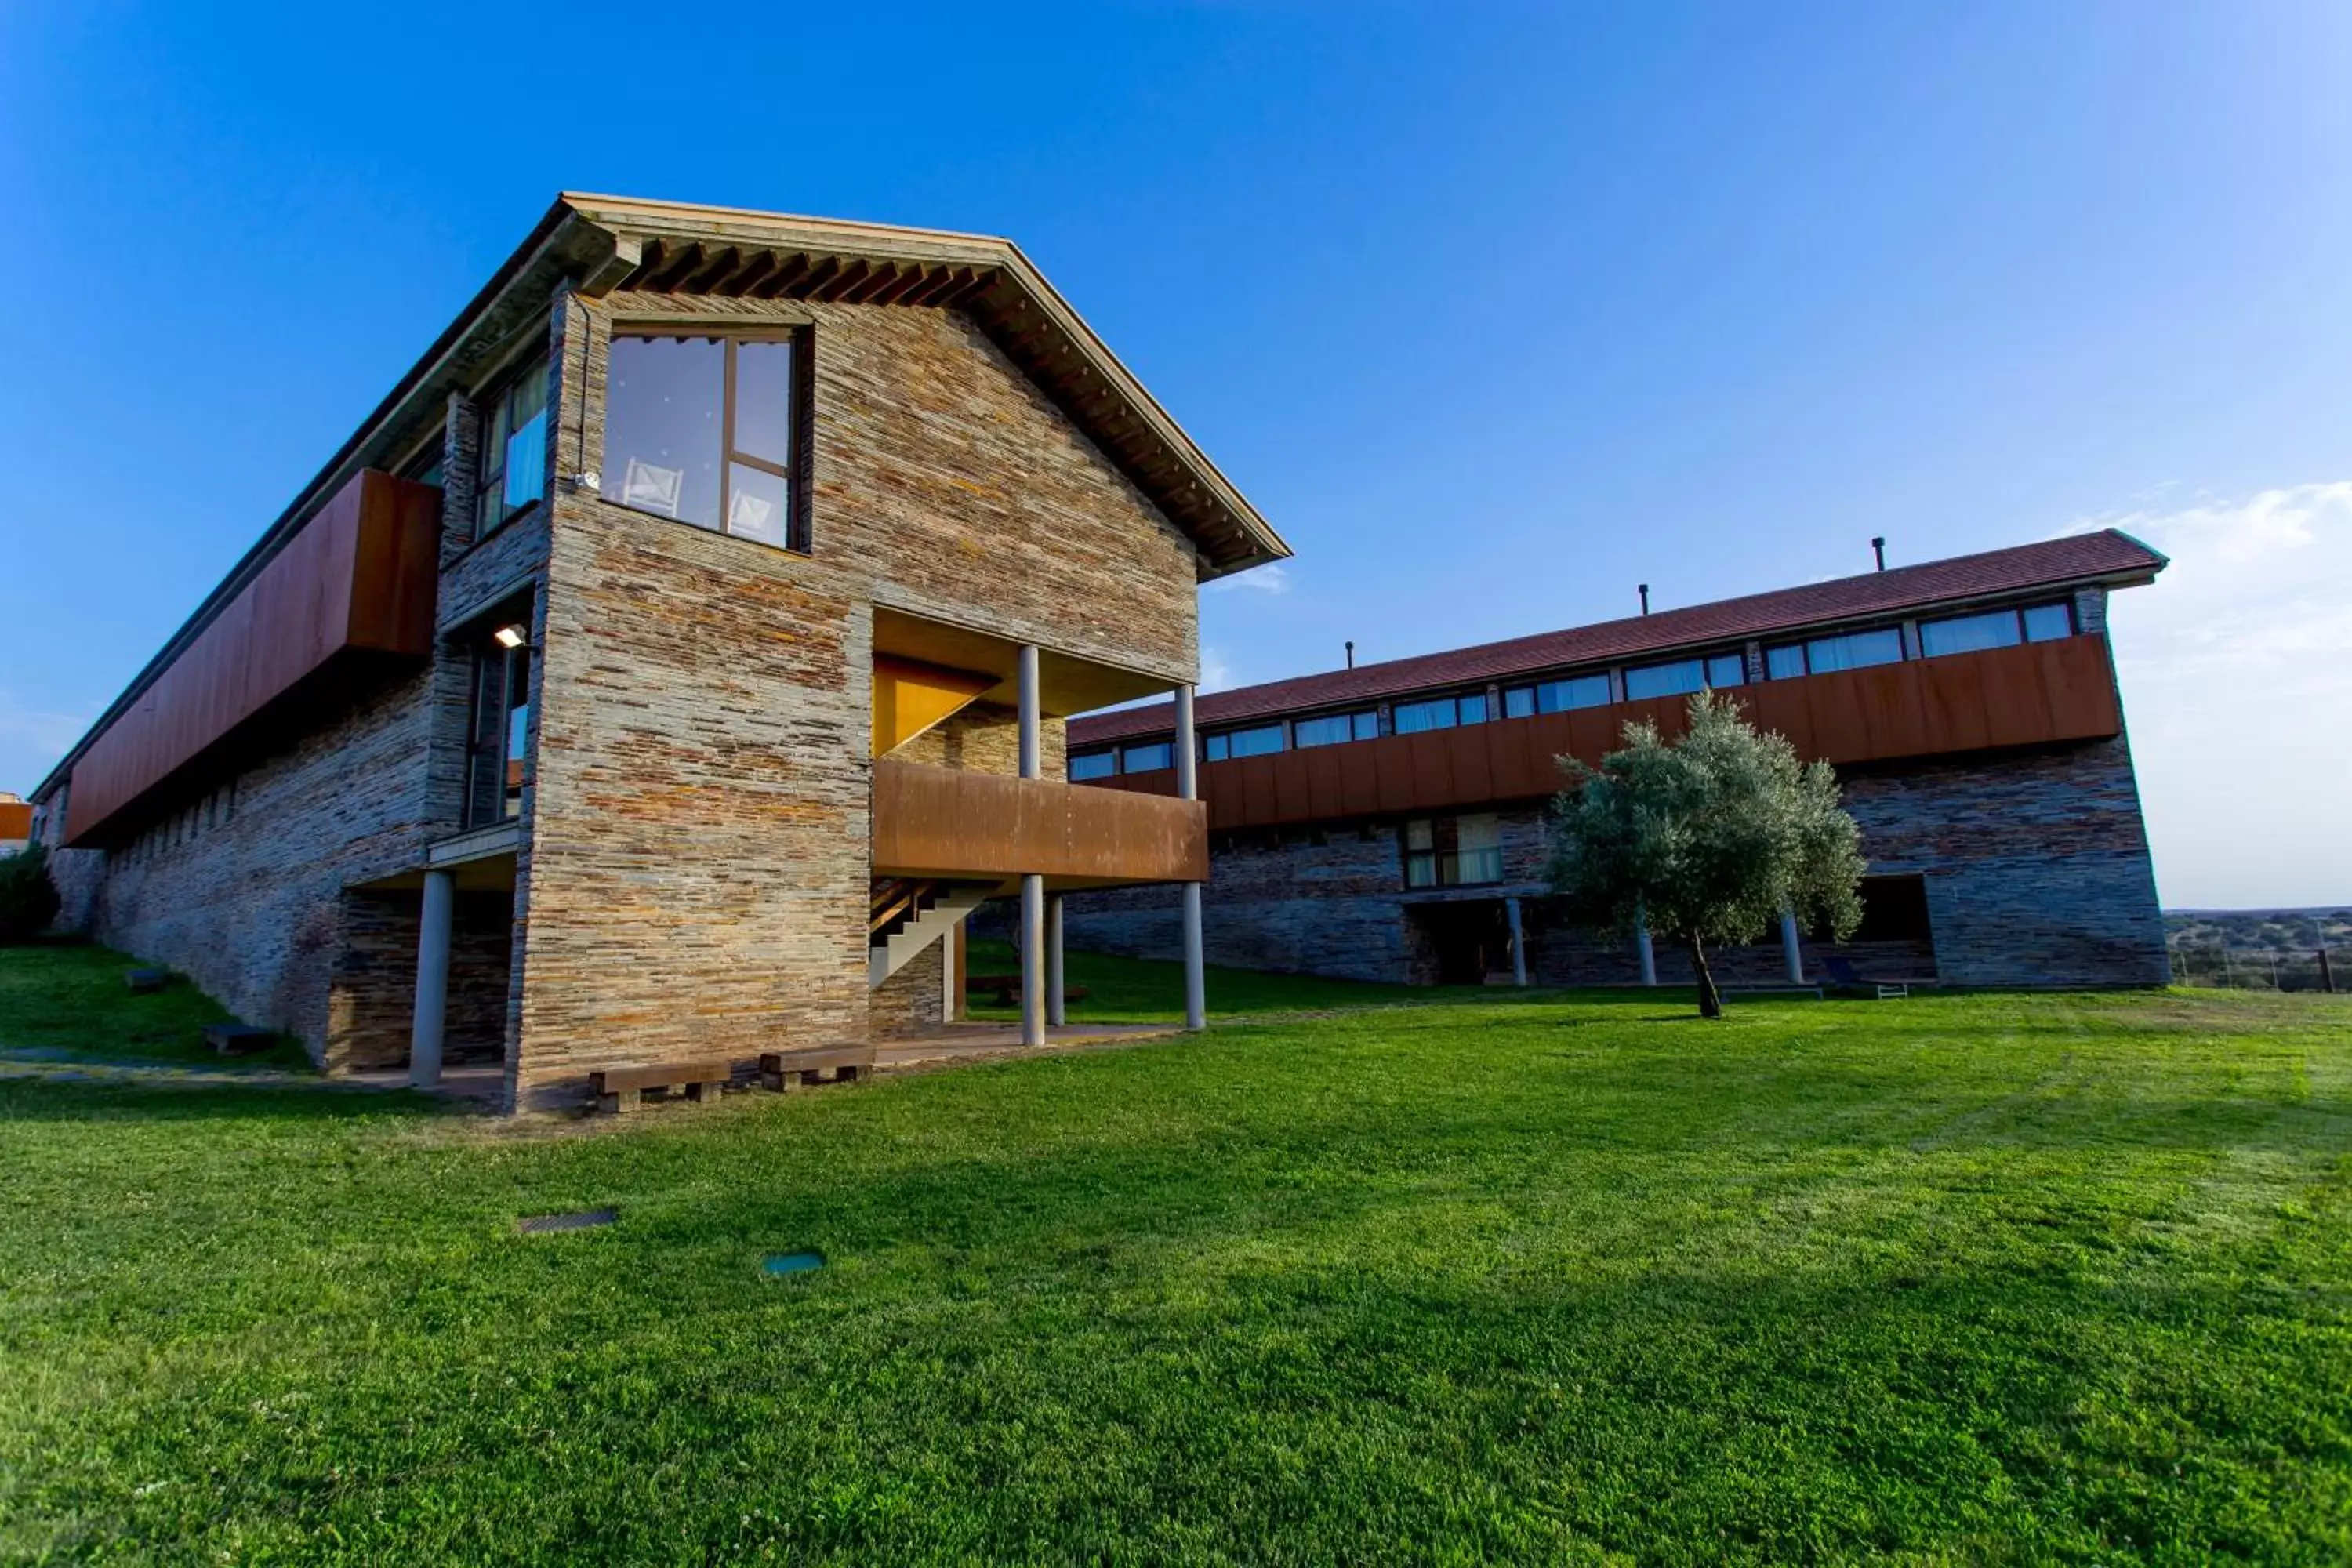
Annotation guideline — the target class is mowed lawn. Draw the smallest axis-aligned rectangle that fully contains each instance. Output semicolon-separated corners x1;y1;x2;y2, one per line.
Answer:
2;950;2349;1564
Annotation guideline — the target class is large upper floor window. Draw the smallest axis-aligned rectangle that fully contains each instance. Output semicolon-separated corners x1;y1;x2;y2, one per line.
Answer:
1502;672;1611;718
1919;601;2074;658
604;329;808;551
465;619;533;828
1123;741;1174;773
475;355;548;538
1403;813;1503;889
1069;750;1118;781
1292;710;1379;748
1394;691;1490;734
1766;626;1904;679
1205;723;1286;761
1624;653;1744;701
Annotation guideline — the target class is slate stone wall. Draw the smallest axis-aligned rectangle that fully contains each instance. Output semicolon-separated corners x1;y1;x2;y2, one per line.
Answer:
513;292;1197;1108
38;670;448;1059
1061;735;2169;990
870;941;946;1036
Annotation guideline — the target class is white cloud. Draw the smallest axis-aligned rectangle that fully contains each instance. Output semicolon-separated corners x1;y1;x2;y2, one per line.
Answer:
1198;648;1236;693
2070;481;2352;909
1205;562;1290;595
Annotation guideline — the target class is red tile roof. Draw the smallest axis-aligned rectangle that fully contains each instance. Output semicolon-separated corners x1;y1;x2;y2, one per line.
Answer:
1072;529;2165;746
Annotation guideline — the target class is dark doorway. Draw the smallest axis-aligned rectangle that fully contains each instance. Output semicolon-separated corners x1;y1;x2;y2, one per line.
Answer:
1410;900;1511;985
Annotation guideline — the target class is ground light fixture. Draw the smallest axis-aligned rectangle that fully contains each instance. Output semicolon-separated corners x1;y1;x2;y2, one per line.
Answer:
762;1250;826;1277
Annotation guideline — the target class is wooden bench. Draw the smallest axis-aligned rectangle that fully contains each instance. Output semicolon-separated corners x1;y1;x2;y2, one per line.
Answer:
201;1022;276;1056
760;1045;873;1091
964;975;1091;1007
588;1059;731;1115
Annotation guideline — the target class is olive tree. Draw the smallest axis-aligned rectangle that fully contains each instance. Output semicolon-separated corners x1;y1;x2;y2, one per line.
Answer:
1545;691;1865;1017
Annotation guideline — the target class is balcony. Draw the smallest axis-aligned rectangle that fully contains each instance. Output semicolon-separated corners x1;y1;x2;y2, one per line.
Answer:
872;759;1207;887
63;469;442;846
1087;634;2125;831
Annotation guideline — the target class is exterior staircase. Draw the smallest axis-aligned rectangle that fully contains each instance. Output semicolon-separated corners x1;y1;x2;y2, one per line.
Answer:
869;877;992;988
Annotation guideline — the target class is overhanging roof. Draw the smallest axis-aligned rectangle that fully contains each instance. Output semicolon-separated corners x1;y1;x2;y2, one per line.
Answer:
558;193;1290;579
1072;530;2169;746
34;194;1288;802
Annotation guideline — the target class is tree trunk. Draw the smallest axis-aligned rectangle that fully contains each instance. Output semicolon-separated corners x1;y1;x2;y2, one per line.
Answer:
1686;931;1722;1018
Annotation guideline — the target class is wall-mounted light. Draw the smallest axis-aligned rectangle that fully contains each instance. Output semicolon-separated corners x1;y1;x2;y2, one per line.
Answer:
492;623;529;650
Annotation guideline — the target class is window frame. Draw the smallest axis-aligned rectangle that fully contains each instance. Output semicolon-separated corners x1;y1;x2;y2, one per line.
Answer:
1918;600;2076;659
1503;671;1613;718
1291;710;1378;748
463;623;534;829
1623;652;1745;702
1393;691;1490;735
1069;749;1119;782
603;324;815;554
474;350;550;540
1401;813;1504;890
1766;626;1907;679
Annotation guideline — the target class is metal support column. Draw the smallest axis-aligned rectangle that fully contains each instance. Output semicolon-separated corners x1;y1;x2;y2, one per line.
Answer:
1046;895;1066;1027
1018;644;1044;1046
1506;896;1528;987
1780;910;1805;985
1021;876;1046;1047
1176;683;1206;1031
1017;643;1040;779
408;869;455;1089
1635;922;1657;988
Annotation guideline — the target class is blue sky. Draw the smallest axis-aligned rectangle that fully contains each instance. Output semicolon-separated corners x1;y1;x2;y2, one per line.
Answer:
4;2;2347;906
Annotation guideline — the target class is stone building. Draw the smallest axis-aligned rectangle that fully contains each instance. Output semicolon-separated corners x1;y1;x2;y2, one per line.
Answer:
1061;534;2172;990
27;194;1287;1111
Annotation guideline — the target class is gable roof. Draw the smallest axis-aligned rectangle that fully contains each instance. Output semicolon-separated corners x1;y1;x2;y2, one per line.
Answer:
34;194;1288;802
1070;529;2168;746
559;193;1288;578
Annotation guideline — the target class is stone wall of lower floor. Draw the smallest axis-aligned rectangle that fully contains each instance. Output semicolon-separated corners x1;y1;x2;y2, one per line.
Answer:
869;938;947;1037
37;673;447;1063
1058;738;2169;990
325;888;516;1072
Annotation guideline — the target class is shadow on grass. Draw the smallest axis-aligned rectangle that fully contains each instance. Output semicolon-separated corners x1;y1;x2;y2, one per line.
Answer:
0;1076;465;1125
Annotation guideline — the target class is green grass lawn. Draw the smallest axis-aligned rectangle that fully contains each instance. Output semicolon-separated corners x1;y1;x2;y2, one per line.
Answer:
0;941;311;1069
3;949;2349;1564
961;935;1504;1022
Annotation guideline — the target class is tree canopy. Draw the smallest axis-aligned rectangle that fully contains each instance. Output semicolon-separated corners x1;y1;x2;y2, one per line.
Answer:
1545;691;1865;1016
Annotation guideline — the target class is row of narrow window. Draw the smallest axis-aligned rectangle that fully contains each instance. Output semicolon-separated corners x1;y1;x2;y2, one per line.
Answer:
1073;599;2078;778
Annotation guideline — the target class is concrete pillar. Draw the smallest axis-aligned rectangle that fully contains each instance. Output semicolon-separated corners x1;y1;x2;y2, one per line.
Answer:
1780;910;1805;984
1018;643;1045;1046
1635;922;1657;987
1506;896;1528;987
1047;894;1066;1027
1176;683;1206;1031
942;913;960;1022
1017;644;1040;780
1021;873;1045;1047
408;869;455;1088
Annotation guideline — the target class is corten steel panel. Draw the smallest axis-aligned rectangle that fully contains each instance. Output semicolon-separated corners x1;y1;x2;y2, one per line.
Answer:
872;760;1207;884
1064;636;2123;832
64;470;441;845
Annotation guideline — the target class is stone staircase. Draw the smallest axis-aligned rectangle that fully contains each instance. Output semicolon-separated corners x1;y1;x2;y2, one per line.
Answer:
869;878;992;988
